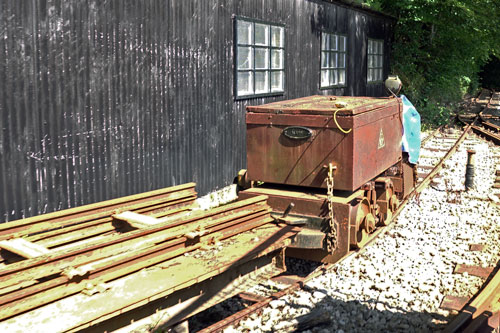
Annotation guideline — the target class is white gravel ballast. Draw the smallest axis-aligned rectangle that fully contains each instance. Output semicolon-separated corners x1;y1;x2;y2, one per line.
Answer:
225;132;500;333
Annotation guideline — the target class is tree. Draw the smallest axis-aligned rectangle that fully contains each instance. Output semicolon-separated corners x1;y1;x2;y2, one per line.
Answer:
360;0;500;125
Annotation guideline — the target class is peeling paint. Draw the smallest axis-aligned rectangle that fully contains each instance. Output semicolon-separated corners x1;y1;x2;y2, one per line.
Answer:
0;0;393;223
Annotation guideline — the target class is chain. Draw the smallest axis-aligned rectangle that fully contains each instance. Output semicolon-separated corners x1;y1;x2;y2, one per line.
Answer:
326;163;338;252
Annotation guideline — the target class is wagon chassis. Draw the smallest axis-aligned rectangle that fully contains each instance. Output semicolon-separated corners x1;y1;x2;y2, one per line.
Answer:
199;91;499;332
1;93;498;332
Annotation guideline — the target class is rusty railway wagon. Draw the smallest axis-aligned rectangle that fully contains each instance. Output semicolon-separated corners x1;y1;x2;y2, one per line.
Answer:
238;95;416;263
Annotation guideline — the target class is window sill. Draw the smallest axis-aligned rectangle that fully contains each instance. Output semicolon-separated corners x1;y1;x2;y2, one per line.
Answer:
235;91;285;100
320;85;347;90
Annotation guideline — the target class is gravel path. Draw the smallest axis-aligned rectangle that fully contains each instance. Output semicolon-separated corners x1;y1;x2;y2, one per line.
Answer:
224;130;500;333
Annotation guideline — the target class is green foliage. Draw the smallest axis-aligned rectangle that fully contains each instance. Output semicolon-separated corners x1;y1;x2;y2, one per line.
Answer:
366;0;500;126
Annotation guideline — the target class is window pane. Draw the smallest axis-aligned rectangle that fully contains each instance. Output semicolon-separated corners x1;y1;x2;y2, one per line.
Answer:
321;70;330;87
330;69;337;85
367;69;373;82
237;72;253;95
255;23;269;46
237;47;253;69
378;42;383;54
368;55;374;68
377;68;383;81
321;52;329;68
329;52;337;68
338;53;345;68
271;49;283;69
255;48;269;69
330;34;338;51
271;71;284;92
368;40;373;54
339;36;346;52
271;26;284;47
338;69;346;84
321;33;329;50
237;20;252;45
378;55;383;67
255;71;269;94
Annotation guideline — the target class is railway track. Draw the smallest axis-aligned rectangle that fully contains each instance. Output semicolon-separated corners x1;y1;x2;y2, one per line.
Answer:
0;92;498;332
459;89;500;145
0;186;299;332
193;92;500;332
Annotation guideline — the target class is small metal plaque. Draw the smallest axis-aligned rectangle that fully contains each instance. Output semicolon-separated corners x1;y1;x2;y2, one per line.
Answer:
282;126;312;140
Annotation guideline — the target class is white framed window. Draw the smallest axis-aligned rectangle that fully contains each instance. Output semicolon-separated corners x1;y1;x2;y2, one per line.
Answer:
235;18;285;98
367;39;384;83
320;32;347;88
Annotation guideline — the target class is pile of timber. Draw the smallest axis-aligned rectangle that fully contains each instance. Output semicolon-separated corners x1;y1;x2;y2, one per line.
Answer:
0;183;198;258
0;183;297;332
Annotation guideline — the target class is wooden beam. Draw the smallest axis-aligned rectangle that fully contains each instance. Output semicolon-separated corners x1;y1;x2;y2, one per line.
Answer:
0;239;50;258
113;211;163;228
0;184;197;241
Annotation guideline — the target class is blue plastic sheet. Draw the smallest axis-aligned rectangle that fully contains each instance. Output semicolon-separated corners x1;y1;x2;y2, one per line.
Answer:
400;95;421;164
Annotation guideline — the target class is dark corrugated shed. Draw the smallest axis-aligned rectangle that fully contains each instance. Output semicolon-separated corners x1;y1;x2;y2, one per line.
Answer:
0;0;395;222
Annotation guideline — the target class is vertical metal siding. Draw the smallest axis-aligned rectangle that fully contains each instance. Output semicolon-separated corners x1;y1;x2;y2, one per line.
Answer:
0;0;394;223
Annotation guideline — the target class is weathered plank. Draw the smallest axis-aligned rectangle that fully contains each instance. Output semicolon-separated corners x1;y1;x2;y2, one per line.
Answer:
0;239;50;258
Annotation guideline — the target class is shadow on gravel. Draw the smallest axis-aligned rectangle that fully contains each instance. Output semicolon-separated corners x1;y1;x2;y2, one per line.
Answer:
187;284;451;332
282;285;451;333
285;257;322;277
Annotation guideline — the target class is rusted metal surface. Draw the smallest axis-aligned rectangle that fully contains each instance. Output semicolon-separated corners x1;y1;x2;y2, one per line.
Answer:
246;95;403;191
482;120;500;132
198;265;331;333
444;264;500;333
0;185;299;331
247;95;397;115
441;295;471;311
238;292;268;303
454;264;494;279
89;248;290;332
0;1;395;223
0;183;197;242
239;186;358;263
470;125;500;145
289;229;326;249
458;89;500;146
470;244;486;251
215;99;486;330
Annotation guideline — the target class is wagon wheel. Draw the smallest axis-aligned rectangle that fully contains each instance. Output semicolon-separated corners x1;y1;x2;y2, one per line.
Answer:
351;199;374;249
355;213;375;249
378;210;392;227
378;189;399;226
390;194;399;212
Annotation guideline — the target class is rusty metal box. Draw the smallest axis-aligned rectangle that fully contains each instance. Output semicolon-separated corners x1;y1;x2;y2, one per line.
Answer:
246;95;403;191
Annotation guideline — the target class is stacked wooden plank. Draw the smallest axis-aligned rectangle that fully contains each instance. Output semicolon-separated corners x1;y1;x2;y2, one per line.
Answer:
0;183;296;332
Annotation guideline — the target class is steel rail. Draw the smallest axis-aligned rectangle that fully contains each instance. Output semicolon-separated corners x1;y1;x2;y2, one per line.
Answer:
481;120;500;132
443;266;500;332
0;199;271;289
0;199;276;321
198;264;333;333
420;124;445;146
0;184;197;240
198;125;475;332
470;124;500;145
458;89;500;145
199;93;495;332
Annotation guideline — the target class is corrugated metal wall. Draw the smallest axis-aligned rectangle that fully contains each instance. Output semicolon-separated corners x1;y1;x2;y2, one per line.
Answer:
0;0;394;223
